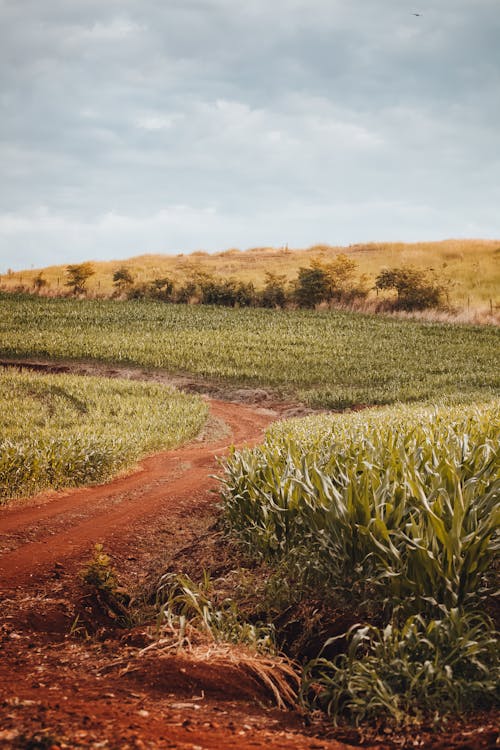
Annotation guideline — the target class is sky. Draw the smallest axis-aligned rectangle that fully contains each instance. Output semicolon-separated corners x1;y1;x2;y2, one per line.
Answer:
1;0;499;271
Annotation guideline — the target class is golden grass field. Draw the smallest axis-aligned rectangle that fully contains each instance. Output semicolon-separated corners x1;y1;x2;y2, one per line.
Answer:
2;238;499;313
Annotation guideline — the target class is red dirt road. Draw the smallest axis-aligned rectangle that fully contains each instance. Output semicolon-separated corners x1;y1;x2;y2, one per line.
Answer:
0;399;268;589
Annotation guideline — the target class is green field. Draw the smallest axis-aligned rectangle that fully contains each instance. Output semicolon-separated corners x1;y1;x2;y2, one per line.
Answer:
222;400;500;605
0;368;208;502
220;401;500;722
0;294;498;408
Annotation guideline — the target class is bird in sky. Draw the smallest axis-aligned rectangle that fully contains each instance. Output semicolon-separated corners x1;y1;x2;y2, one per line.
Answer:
412;12;422;16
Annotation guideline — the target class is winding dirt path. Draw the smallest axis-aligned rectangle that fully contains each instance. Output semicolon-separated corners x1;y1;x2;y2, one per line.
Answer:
0;399;269;590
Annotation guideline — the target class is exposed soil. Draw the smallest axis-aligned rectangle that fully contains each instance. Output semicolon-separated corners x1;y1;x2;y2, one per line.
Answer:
0;360;498;749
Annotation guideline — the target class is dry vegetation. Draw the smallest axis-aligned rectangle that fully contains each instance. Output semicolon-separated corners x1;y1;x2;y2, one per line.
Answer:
2;239;499;315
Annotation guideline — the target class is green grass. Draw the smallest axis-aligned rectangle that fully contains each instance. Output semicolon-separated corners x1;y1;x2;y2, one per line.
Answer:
0;368;208;502
0;295;498;408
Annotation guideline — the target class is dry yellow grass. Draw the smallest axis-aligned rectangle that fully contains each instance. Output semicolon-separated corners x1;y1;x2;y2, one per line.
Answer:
2;238;499;312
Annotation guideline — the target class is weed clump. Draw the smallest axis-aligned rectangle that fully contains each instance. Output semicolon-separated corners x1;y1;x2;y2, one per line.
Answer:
80;543;130;625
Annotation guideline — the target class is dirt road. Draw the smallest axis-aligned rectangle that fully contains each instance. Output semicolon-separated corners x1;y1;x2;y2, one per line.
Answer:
0;399;270;588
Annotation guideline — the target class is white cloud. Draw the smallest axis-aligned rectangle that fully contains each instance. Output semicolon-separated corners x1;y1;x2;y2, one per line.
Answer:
69;17;145;42
135;114;183;131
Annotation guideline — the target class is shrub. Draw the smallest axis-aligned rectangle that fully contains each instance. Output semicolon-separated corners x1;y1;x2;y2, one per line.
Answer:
199;278;256;307
324;254;367;302
293;261;331;307
175;280;198;304
149;277;175;301
33;273;48;292
259;272;288;308
293;257;367;308
375;267;444;310
112;266;135;292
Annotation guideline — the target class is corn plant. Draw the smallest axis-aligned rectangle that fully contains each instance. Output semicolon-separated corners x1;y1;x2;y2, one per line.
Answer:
221;402;500;612
302;609;499;724
1;294;498;408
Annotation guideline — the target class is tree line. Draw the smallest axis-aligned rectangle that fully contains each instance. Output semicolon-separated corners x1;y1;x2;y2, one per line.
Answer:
36;255;448;311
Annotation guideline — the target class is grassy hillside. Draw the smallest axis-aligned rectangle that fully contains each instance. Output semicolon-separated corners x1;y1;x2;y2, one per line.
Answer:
1;295;498;408
1;239;499;312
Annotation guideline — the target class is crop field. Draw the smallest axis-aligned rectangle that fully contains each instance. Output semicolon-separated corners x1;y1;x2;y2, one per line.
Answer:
0;368;208;502
0;294;498;408
222;400;500;603
220;401;500;722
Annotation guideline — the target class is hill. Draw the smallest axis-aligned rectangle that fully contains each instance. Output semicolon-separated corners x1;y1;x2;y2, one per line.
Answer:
1;238;499;313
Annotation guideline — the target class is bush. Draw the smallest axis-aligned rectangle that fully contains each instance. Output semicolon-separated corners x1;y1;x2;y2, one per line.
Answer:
293;261;330;308
33;273;48;292
175;280;198;304
112;266;134;292
375;267;444;310
200;278;256;307
149;277;175;301
324;254;368;303
259;272;288;308
293;257;367;308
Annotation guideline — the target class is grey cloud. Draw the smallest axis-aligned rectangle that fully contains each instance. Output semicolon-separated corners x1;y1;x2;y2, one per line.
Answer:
0;0;499;268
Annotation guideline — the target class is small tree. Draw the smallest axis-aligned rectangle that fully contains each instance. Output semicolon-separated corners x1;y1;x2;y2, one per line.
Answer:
233;281;256;307
112;266;134;292
65;262;95;295
375;267;444;310
149;276;175;301
175;280;198;304
260;271;288;308
293;260;330;308
199;278;235;306
323;254;367;302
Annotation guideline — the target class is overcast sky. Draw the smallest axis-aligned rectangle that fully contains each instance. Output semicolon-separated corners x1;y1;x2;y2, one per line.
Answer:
1;0;499;270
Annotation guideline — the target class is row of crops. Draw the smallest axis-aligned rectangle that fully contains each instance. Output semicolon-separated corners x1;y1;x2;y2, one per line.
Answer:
1;294;499;407
220;401;500;722
0;368;208;502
